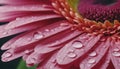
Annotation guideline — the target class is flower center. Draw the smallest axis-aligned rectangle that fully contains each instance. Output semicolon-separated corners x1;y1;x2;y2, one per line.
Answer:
94;0;117;5
78;0;120;22
51;0;120;36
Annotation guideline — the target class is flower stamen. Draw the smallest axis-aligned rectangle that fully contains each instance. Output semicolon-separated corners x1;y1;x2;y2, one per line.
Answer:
51;0;120;37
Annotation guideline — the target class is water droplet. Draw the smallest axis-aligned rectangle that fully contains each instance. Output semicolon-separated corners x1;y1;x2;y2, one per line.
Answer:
112;52;120;57
4;52;12;58
16;18;20;20
42;5;47;8
24;50;30;54
51;29;55;32
30;58;36;63
88;58;96;64
80;64;85;69
27;38;32;41
89;51;97;57
60;23;69;26
80;36;87;40
87;64;92;67
113;48;119;52
33;32;43;40
45;29;50;32
69;49;74;53
3;31;8;35
51;59;56;63
67;52;77;58
72;41;83;49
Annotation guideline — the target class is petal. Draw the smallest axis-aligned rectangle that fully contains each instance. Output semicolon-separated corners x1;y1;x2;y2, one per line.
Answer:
1;49;24;62
56;34;101;65
1;33;24;50
26;46;60;66
4;20;71;50
79;38;110;69
26;30;81;65
0;12;28;22
37;53;69;69
110;40;120;69
0;20;49;38
1;43;34;62
92;51;110;69
0;0;50;5
0;5;53;12
5;14;61;30
34;30;81;51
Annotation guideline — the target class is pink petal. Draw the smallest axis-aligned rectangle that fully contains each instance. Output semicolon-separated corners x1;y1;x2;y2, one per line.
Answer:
0;12;44;22
56;34;101;65
1;49;24;62
37;53;69;69
110;40;120;69
26;46;60;66
22;52;32;61
0;20;48;38
1;33;25;50
0;12;26;22
26;30;80;65
1;43;35;62
0;0;50;5
3;20;71;50
1;19;56;49
5;14;61;30
26;29;81;65
0;5;53;12
92;51;110;69
79;38;110;69
35;30;81;51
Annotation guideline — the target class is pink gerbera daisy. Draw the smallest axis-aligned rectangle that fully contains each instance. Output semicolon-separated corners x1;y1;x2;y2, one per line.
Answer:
1;0;120;69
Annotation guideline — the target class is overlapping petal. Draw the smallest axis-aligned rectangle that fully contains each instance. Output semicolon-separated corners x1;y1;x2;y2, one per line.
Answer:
0;0;120;69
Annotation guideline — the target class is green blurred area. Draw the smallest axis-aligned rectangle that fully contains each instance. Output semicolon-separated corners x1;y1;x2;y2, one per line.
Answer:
67;0;79;11
17;60;37;69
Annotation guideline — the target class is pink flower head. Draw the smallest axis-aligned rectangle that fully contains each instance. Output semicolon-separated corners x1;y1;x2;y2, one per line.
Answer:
1;0;120;69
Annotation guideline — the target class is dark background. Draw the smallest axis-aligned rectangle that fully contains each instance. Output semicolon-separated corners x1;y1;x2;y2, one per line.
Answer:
0;35;20;69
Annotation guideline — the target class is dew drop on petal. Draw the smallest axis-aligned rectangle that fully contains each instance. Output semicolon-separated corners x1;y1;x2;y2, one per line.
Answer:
30;58;36;63
24;50;30;54
45;29;50;32
33;32;44;40
87;64;92;67
4;52;12;58
51;29;55;32
72;41;83;49
42;5;47;8
113;48;119;52
89;51;97;57
88;58;96;64
80;64;85;69
16;17;20;20
27;38;32;41
69;49;75;53
112;52;120;57
67;52;77;58
3;31;8;35
51;59;56;63
60;23;69;26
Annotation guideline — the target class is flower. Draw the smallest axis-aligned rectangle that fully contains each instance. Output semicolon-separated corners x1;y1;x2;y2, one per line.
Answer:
1;0;120;69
